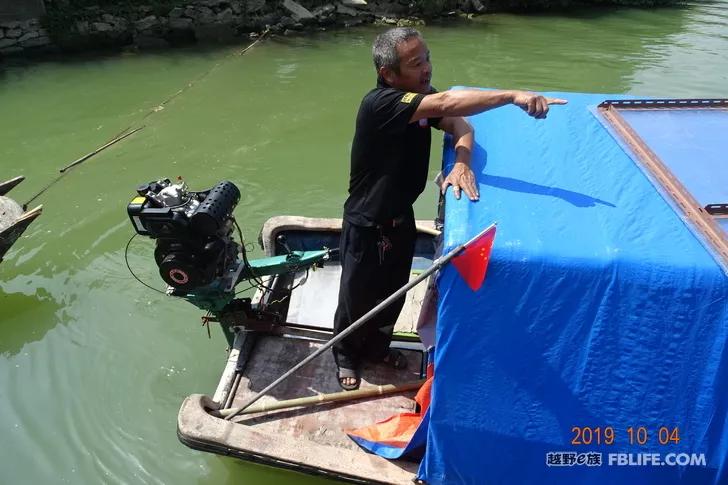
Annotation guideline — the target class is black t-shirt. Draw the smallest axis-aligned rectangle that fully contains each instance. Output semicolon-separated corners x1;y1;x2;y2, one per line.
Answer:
343;80;441;227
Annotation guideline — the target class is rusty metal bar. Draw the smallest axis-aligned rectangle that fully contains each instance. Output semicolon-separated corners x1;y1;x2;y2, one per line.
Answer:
706;204;728;216
599;99;728;110
598;102;728;270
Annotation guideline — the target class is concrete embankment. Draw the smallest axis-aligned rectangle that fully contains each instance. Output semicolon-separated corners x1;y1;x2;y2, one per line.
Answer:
0;0;486;58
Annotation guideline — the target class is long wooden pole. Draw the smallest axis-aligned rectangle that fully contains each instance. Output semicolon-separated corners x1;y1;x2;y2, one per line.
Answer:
23;27;272;209
23;126;145;209
215;380;425;419
59;125;145;173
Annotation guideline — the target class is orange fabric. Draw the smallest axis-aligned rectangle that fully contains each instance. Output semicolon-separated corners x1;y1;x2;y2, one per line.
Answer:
347;412;422;446
415;363;434;414
347;363;435;445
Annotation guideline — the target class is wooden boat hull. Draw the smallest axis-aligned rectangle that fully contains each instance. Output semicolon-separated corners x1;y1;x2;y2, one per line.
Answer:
0;177;42;262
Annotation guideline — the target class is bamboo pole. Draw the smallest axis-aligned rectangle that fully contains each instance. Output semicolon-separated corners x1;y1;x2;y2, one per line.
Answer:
215;379;425;419
23;126;145;209
59;125;145;173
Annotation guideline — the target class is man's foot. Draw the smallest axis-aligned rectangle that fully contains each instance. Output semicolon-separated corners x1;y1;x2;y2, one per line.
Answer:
337;367;360;391
380;349;408;370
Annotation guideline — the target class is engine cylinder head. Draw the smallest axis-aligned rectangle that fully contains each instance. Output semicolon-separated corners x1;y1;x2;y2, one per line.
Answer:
190;180;240;236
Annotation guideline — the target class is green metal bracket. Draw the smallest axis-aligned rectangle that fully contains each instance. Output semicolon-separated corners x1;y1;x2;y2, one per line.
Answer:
241;250;329;279
176;249;330;346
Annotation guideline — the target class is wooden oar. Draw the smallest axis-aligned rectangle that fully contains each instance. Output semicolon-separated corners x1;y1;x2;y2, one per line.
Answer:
215;379;425;419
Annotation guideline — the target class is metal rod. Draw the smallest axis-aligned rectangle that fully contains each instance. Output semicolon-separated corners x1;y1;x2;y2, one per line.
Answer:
224;373;242;409
222;223;495;421
216;379;425;419
598;98;728;110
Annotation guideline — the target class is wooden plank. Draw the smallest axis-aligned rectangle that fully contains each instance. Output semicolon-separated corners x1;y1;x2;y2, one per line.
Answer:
394;272;429;334
286;264;429;335
231;335;423;451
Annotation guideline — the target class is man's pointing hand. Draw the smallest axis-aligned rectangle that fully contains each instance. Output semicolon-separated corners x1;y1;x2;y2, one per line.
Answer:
512;91;568;119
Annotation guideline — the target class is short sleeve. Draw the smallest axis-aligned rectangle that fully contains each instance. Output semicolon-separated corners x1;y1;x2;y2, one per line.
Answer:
428;116;443;129
367;88;425;135
427;87;442;129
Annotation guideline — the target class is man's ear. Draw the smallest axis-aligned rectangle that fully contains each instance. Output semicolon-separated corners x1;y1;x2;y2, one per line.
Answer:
378;66;396;85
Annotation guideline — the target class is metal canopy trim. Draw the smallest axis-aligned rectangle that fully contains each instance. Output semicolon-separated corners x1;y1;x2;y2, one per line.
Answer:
599;98;728;109
597;99;728;271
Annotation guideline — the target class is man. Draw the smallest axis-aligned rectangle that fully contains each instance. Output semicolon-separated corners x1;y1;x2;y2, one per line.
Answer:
333;27;566;389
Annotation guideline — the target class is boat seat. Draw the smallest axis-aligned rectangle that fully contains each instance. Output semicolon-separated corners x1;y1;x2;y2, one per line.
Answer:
286;258;432;337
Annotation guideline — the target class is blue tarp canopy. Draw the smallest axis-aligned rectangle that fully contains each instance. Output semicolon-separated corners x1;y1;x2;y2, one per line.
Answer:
419;90;728;484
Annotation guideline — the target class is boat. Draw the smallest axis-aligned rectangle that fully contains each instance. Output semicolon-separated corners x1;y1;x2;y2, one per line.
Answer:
165;91;728;484
0;176;42;263
177;215;439;483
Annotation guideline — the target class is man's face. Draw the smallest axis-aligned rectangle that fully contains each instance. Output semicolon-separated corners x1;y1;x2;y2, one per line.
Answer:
382;36;432;94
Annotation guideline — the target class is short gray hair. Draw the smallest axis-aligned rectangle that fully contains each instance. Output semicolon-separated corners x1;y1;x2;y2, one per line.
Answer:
372;27;422;74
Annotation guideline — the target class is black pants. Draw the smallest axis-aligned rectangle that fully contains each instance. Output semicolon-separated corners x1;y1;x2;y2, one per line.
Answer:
332;214;417;370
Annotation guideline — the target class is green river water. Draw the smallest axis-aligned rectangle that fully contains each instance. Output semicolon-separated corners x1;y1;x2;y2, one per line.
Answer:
1;2;727;483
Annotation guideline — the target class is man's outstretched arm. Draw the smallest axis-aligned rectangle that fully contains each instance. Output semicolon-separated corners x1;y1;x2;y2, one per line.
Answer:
411;89;568;122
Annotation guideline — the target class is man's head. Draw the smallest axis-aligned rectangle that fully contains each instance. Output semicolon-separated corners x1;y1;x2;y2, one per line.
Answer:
373;28;432;94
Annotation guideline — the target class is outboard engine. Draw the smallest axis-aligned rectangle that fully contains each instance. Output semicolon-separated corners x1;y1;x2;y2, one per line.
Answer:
127;178;240;291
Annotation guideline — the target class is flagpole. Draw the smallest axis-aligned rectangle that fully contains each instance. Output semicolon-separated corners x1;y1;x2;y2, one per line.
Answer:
222;222;496;422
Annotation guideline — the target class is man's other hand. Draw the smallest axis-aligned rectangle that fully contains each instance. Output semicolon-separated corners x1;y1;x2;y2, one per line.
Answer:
441;162;479;201
512;91;568;119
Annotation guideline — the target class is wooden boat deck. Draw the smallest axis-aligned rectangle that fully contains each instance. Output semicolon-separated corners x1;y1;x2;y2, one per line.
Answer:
178;217;438;483
232;335;424;454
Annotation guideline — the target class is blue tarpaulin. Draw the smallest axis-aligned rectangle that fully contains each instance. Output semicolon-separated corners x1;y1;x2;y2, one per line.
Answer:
618;108;728;209
418;91;728;484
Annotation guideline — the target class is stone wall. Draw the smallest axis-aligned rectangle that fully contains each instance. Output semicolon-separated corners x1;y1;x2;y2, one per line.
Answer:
0;18;52;55
0;0;486;58
0;0;45;22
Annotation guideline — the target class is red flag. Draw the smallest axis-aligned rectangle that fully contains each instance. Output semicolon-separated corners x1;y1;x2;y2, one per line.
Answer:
451;224;496;291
